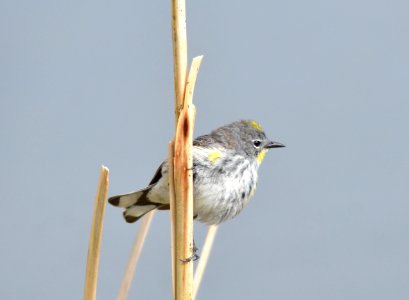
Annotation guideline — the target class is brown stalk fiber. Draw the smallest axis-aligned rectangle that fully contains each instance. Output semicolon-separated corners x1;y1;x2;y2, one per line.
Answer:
84;166;109;300
168;141;176;299
171;56;203;300
173;101;196;299
170;0;188;299
170;1;213;299
170;0;204;294
169;0;187;293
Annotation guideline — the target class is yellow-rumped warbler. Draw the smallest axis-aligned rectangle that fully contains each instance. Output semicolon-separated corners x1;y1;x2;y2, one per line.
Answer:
108;120;284;225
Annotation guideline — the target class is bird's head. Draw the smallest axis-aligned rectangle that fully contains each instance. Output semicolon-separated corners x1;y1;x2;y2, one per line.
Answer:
211;120;285;164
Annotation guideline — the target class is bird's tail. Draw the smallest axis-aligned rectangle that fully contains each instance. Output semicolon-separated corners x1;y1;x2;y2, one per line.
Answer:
108;186;163;223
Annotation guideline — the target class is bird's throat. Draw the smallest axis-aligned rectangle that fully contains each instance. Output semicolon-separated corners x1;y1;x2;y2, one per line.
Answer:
257;149;267;164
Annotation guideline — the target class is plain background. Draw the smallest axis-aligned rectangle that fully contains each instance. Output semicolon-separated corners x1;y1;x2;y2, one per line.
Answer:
1;0;408;299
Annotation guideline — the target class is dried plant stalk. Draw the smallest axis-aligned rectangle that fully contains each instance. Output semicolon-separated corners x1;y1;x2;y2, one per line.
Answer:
173;103;196;300
170;0;206;299
171;0;188;119
116;211;156;300
84;166;109;300
168;141;176;299
171;56;203;300
193;225;218;300
184;56;203;106
170;0;188;298
170;0;187;295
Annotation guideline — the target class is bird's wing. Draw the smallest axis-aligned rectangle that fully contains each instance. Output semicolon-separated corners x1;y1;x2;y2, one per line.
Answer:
193;134;218;147
149;162;165;185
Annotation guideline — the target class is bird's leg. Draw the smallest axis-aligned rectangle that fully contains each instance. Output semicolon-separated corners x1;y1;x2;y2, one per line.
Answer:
180;239;200;263
192;239;200;261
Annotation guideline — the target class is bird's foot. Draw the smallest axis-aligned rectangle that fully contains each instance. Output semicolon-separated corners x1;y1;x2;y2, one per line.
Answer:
179;241;200;263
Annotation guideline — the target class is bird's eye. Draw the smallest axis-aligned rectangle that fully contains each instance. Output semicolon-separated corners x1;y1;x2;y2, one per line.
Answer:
253;140;261;148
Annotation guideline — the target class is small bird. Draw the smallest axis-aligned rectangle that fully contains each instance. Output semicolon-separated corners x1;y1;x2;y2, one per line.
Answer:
108;120;284;225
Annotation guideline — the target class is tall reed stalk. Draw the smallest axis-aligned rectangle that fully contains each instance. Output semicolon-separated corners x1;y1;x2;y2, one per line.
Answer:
84;166;109;300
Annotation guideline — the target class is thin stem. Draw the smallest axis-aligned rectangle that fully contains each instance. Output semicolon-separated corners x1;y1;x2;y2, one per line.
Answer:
168;141;176;299
193;225;218;300
171;0;188;122
84;166;109;300
117;211;156;300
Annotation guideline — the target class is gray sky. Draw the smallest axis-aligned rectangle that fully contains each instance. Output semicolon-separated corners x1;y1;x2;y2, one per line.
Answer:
1;0;409;299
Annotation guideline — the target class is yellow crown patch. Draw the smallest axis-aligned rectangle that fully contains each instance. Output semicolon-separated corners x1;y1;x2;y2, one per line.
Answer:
247;120;263;131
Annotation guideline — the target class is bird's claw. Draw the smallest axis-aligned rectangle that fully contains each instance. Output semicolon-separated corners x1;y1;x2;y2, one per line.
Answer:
179;242;200;263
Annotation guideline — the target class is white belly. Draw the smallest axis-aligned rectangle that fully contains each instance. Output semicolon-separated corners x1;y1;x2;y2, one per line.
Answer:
147;151;259;225
193;160;258;225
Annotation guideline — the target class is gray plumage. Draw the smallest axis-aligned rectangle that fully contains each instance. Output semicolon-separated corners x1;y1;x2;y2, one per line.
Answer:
108;120;284;225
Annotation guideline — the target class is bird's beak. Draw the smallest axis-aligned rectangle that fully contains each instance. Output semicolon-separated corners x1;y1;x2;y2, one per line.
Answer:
265;140;285;149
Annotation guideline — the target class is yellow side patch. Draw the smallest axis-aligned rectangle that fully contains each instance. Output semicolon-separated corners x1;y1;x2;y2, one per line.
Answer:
257;149;267;164
208;151;222;164
247;120;263;131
